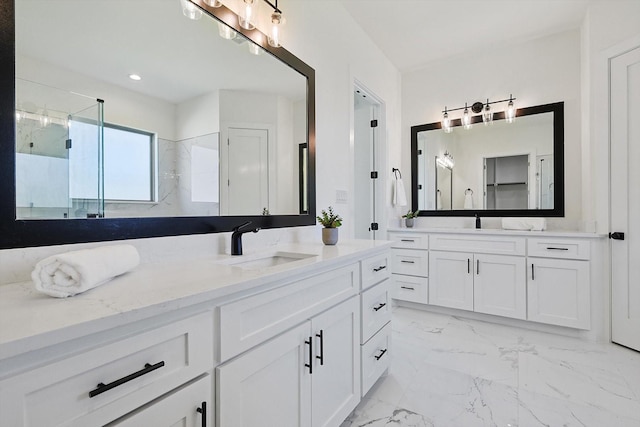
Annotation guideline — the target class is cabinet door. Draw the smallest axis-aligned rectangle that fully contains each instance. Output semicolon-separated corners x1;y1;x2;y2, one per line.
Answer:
429;251;474;310
110;374;212;427
474;254;526;319
311;297;361;427
216;322;312;427
528;258;590;329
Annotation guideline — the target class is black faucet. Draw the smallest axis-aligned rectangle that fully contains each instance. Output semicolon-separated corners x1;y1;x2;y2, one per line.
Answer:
231;221;260;255
475;214;481;229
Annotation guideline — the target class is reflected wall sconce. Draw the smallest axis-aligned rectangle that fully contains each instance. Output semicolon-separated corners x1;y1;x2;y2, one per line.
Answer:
436;151;455;169
440;95;516;132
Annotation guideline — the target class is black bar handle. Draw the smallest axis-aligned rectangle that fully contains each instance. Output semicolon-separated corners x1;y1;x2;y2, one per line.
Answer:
400;239;415;242
400;286;415;290
477;259;480;275
467;258;470;274
315;330;324;366
373;265;387;272
305;337;313;374
546;247;569;251
531;264;535;280
89;361;165;398
373;302;387;312
374;348;387;360
197;402;207;427
400;260;415;264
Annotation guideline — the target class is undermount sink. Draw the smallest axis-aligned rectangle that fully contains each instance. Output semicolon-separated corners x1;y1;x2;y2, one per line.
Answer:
218;251;317;270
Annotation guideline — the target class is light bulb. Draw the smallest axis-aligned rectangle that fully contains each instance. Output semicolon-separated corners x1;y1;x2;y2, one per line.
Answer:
462;103;472;130
248;43;262;55
268;11;282;47
203;0;222;6
180;0;203;20
482;99;492;125
40;107;50;127
218;22;237;40
442;108;452;133
505;95;516;123
239;0;255;30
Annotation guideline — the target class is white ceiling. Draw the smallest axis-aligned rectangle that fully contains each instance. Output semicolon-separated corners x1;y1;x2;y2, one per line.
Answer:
338;0;592;71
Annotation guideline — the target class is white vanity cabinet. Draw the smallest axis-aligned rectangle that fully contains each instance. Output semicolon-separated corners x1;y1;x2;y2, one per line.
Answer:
217;296;360;427
527;237;591;329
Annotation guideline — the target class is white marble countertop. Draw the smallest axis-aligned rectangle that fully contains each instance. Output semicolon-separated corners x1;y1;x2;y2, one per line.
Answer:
387;227;606;238
0;240;391;360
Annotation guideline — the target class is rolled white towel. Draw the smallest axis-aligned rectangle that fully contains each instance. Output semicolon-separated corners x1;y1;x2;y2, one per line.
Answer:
32;245;140;298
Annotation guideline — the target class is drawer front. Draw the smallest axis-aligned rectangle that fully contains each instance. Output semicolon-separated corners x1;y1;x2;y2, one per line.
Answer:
361;322;391;397
219;263;359;361
527;237;591;260
392;275;428;304
387;232;428;250
429;233;526;256
361;279;392;343
361;252;391;291
391;248;428;277
0;311;214;427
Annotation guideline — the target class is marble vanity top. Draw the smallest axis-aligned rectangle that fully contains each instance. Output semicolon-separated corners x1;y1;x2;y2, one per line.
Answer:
0;240;391;360
387;227;606;239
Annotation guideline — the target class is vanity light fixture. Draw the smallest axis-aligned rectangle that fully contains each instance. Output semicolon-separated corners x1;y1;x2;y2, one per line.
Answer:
218;22;237;39
239;0;256;30
436;151;455;169
180;0;203;20
248;42;262;55
440;95;516;132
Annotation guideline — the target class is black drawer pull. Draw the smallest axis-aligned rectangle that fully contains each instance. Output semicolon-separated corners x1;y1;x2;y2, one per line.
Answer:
400;286;415;290
197;402;207;427
531;264;535;280
374;348;387;360
315;330;324;366
400;260;415;264
304;337;313;374
373;265;387;272
400;239;415;242
546;247;569;251
373;302;387;312
89;361;165;398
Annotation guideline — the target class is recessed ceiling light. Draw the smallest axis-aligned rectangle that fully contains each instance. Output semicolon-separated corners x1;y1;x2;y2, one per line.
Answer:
129;74;142;81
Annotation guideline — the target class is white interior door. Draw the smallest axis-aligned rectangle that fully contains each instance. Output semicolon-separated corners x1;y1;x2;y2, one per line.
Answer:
611;45;640;352
227;128;268;215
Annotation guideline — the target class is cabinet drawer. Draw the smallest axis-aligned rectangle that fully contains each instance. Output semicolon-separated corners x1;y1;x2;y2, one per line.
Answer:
392;275;428;304
361;252;391;290
0;311;213;427
527;237;590;260
361;279;392;343
361;322;391;397
391;248;428;277
218;263;359;361
388;232;428;250
430;233;526;256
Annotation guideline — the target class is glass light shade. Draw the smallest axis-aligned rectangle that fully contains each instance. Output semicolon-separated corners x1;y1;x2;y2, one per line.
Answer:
248;43;262;55
218;22;237;40
505;99;516;123
482;102;493;125
462;106;472;130
268;11;282;47
40;107;50;127
442;110;452;133
239;0;255;30
180;0;203;20
203;0;222;6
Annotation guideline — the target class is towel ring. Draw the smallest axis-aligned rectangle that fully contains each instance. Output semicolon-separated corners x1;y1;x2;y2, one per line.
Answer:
392;168;402;179
465;188;473;195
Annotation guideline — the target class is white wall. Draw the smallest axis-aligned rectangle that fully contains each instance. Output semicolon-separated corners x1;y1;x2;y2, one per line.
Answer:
402;29;582;229
1;1;402;285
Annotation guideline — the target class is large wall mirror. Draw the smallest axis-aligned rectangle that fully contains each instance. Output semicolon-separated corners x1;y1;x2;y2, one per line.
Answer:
411;102;564;217
0;0;316;249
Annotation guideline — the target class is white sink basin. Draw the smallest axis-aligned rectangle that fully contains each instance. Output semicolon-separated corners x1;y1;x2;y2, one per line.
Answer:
218;251;317;270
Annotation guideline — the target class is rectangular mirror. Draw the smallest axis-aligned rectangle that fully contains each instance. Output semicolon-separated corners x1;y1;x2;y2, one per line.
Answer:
0;0;316;249
411;102;564;217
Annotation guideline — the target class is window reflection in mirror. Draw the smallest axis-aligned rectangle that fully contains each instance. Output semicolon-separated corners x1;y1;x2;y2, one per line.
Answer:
411;102;564;217
15;0;308;219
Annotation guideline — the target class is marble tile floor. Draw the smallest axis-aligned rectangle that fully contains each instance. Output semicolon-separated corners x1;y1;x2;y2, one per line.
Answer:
341;307;640;427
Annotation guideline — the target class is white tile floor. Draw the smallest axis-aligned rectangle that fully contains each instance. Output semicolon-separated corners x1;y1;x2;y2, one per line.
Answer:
341;307;640;427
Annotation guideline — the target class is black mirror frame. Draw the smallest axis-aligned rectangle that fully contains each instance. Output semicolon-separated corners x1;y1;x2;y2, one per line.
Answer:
410;102;564;217
0;0;316;249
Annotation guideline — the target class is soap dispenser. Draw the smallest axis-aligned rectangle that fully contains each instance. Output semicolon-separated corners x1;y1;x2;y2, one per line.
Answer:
475;214;481;229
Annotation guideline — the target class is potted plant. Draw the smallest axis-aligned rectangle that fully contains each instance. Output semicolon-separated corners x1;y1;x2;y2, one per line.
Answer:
317;206;342;245
402;209;419;228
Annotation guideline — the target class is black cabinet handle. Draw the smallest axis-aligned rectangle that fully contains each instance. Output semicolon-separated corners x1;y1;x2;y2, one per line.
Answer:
531;264;535;280
315;330;324;366
546;247;569;251
373;265;387;272
305;337;313;374
400;286;415;290
400;260;415;264
374;348;387;360
373;302;387;312
197;402;207;427
477;259;480;275
400;239;415;242
89;361;165;398
467;258;470;274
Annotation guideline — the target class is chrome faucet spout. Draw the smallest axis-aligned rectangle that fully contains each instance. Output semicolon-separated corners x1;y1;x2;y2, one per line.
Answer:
231;221;260;255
